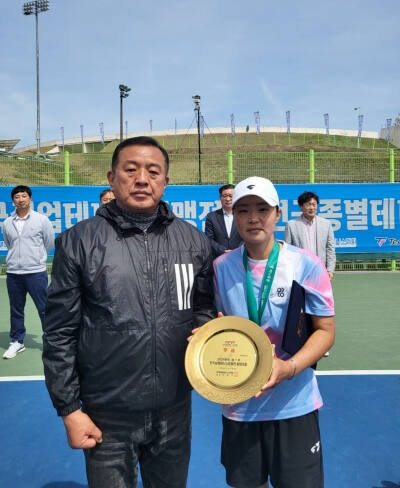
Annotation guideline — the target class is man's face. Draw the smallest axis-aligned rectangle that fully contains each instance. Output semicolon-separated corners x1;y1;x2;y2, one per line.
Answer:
13;191;31;212
300;198;318;221
233;195;281;247
107;144;169;213
100;191;115;205
220;188;234;212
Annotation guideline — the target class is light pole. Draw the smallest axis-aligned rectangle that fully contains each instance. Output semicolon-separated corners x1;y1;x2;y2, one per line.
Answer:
192;95;201;183
119;84;131;142
23;0;49;155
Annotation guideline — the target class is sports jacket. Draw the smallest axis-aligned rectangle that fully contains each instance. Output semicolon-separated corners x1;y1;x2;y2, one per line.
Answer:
284;215;336;273
3;209;54;274
204;208;243;258
43;200;216;416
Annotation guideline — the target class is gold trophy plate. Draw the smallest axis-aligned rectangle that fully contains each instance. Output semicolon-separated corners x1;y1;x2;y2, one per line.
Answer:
185;316;274;404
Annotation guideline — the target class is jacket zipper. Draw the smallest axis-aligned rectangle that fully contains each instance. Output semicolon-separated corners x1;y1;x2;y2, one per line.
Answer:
162;257;173;317
143;230;158;408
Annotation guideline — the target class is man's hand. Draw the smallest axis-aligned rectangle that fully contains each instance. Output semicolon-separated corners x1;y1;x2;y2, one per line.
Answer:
328;271;334;280
62;410;103;449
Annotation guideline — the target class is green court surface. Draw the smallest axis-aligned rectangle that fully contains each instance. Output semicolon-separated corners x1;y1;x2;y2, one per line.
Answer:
0;272;399;377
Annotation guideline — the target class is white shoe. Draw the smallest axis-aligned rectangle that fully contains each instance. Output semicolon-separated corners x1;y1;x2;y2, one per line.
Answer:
3;341;26;359
323;351;330;357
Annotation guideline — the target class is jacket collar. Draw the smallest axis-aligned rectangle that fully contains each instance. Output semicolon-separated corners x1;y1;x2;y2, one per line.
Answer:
96;199;174;233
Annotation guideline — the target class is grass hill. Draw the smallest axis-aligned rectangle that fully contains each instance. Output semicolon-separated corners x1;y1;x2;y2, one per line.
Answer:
1;131;398;186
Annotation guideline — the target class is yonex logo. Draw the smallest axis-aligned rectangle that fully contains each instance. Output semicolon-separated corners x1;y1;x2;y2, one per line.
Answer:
247;184;255;190
310;441;320;454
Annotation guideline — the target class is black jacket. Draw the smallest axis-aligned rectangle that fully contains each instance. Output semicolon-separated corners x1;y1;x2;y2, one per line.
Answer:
43;200;216;416
204;208;243;258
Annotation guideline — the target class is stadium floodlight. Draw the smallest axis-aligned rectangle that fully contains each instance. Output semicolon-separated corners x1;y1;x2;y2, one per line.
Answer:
192;95;201;183
23;0;50;155
119;84;131;142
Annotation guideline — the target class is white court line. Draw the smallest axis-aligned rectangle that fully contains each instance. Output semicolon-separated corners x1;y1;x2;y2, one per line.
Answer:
0;371;399;382
0;375;45;381
316;370;400;375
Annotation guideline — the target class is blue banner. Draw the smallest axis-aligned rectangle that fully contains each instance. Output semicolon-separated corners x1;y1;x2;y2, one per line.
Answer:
0;183;399;255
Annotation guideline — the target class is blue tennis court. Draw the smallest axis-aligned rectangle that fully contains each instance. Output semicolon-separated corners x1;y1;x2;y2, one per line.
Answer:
1;374;399;488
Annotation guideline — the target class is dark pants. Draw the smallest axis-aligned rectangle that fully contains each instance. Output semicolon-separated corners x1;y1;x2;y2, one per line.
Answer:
221;410;323;488
6;271;48;343
84;396;192;488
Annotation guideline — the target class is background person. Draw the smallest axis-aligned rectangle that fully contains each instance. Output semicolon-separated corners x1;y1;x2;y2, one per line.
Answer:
42;136;216;488
205;184;242;258
212;177;335;488
2;185;54;359
99;188;114;205
284;191;336;280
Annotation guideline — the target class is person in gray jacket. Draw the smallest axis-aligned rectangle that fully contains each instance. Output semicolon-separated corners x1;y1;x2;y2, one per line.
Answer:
42;137;216;488
284;191;336;358
284;191;336;279
2;185;54;359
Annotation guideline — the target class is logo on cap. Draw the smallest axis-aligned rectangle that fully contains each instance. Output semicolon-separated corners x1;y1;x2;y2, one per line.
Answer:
247;185;255;189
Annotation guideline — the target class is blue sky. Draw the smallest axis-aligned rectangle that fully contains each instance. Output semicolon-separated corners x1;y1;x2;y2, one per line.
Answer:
1;0;399;148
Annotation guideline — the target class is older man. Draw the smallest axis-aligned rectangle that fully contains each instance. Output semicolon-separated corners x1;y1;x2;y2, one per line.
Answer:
43;136;216;488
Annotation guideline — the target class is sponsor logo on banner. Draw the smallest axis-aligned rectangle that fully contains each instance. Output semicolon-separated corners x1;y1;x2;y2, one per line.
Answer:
375;237;388;247
375;237;400;247
335;237;357;248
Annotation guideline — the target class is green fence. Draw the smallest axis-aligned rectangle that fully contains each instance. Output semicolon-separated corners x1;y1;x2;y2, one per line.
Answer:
0;148;399;271
0;148;399;186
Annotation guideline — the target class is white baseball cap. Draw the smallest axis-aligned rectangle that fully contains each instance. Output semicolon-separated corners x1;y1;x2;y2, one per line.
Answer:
232;176;280;208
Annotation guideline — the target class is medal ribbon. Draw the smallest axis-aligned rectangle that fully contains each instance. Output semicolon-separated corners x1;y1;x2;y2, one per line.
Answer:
243;241;280;325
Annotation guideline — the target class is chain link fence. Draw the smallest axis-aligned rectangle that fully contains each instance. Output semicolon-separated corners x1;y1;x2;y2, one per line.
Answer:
0;148;399;186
